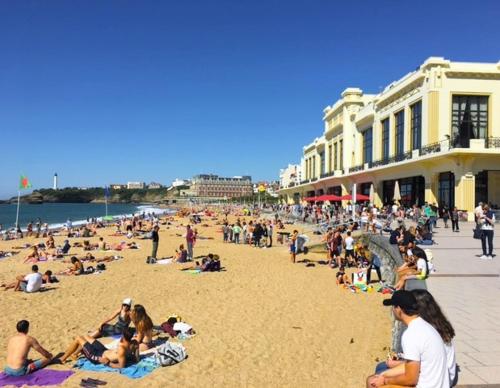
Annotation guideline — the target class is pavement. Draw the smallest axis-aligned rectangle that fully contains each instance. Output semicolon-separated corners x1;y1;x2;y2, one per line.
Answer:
426;221;500;386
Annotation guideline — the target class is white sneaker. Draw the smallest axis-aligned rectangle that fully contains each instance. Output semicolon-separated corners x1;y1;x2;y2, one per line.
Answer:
487;255;493;260
480;255;488;259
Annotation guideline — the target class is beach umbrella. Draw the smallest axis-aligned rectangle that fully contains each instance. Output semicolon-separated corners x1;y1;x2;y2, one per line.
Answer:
103;215;114;221
393;181;401;202
369;184;375;204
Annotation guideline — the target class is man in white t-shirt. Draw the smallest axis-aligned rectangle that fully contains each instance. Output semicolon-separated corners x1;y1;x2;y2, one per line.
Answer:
366;290;449;388
344;231;354;264
17;265;43;293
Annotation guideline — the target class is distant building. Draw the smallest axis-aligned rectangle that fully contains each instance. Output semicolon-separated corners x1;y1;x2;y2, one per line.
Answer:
53;173;58;190
279;164;302;189
110;184;126;190
191;174;253;199
172;178;190;187
127;182;145;189
253;181;280;197
148;182;163;189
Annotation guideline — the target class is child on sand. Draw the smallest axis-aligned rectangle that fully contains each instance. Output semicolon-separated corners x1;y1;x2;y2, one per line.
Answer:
336;266;351;286
290;230;298;263
4;320;53;376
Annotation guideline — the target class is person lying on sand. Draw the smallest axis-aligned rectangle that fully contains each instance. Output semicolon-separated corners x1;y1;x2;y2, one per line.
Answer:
23;246;42;264
0;250;20;258
4;320;53;376
89;298;132;339
83;240;99;251
181;254;221;272
1;265;43;292
58;256;84;276
57;327;138;367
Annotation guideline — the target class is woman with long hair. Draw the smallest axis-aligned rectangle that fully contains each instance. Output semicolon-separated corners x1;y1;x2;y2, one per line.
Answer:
411;289;457;386
375;290;457;387
131;304;154;352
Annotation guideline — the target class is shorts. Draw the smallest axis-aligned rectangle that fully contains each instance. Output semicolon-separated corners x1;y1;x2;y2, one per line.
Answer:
82;341;108;364
19;282;27;292
289;245;296;253
4;360;43;376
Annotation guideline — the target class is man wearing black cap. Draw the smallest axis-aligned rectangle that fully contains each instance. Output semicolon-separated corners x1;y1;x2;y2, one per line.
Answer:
366;290;449;388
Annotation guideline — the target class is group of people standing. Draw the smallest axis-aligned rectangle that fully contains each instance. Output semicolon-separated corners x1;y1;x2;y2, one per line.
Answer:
222;219;274;248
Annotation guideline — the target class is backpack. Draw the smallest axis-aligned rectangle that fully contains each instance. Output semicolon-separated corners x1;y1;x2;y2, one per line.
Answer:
155;342;187;367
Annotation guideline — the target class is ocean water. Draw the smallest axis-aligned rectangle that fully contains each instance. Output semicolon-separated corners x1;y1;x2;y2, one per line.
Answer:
0;203;167;230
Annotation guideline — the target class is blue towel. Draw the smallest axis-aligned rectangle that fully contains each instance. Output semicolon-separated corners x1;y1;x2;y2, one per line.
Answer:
73;355;158;379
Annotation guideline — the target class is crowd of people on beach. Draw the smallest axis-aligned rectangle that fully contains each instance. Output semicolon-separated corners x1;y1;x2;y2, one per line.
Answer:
1;199;496;386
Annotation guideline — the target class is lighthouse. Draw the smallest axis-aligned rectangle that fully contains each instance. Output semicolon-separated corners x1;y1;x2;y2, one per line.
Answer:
53;173;58;190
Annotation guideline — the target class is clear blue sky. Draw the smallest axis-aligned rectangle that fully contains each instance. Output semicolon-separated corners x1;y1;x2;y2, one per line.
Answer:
1;0;499;198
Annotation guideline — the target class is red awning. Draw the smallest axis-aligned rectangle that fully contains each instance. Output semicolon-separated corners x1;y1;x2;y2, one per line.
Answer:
303;197;317;202
316;194;342;202
340;194;370;201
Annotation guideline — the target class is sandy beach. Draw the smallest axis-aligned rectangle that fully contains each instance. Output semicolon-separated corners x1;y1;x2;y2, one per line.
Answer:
0;213;391;387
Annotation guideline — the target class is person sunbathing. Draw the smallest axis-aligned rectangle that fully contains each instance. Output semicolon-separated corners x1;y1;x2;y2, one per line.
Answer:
83;240;98;251
4;320;53;376
58;240;71;255
99;237;108;251
23;246;41;264
89;298;132;339
174;244;188;263
57;327;138;367
131;304;154;352
182;254;221;271
59;256;85;276
1;265;43;292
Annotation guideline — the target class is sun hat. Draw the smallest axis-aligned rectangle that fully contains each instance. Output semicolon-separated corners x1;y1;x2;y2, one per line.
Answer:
122;298;132;306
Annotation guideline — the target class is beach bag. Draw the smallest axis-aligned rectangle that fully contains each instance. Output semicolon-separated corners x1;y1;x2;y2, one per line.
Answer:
155;342;187;367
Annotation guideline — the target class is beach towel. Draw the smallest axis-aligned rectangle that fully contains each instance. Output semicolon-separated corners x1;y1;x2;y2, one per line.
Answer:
0;369;74;387
156;259;172;265
182;269;202;274
73;355;158;379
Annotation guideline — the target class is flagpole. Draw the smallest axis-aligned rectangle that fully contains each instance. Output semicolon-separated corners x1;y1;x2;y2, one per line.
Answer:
105;188;108;217
15;191;21;230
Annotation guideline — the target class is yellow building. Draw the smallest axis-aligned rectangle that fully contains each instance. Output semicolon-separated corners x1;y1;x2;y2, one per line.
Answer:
280;57;500;219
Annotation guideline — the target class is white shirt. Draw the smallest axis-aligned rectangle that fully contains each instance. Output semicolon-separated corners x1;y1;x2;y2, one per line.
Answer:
416;258;427;276
402;317;449;388
345;236;354;250
445;342;457;384
392;204;398;214
24;272;42;293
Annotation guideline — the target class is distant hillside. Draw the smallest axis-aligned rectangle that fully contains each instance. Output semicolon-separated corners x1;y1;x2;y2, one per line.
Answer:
5;187;173;204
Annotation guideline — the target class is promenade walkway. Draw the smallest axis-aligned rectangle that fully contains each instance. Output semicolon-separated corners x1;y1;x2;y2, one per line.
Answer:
427;221;500;386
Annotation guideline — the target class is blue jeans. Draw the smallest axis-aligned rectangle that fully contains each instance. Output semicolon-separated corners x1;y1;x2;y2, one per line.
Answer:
187;242;194;259
481;229;494;256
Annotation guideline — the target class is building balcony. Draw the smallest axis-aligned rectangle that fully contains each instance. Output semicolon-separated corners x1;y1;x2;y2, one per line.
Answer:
348;164;364;173
279;136;500;194
320;171;336;179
